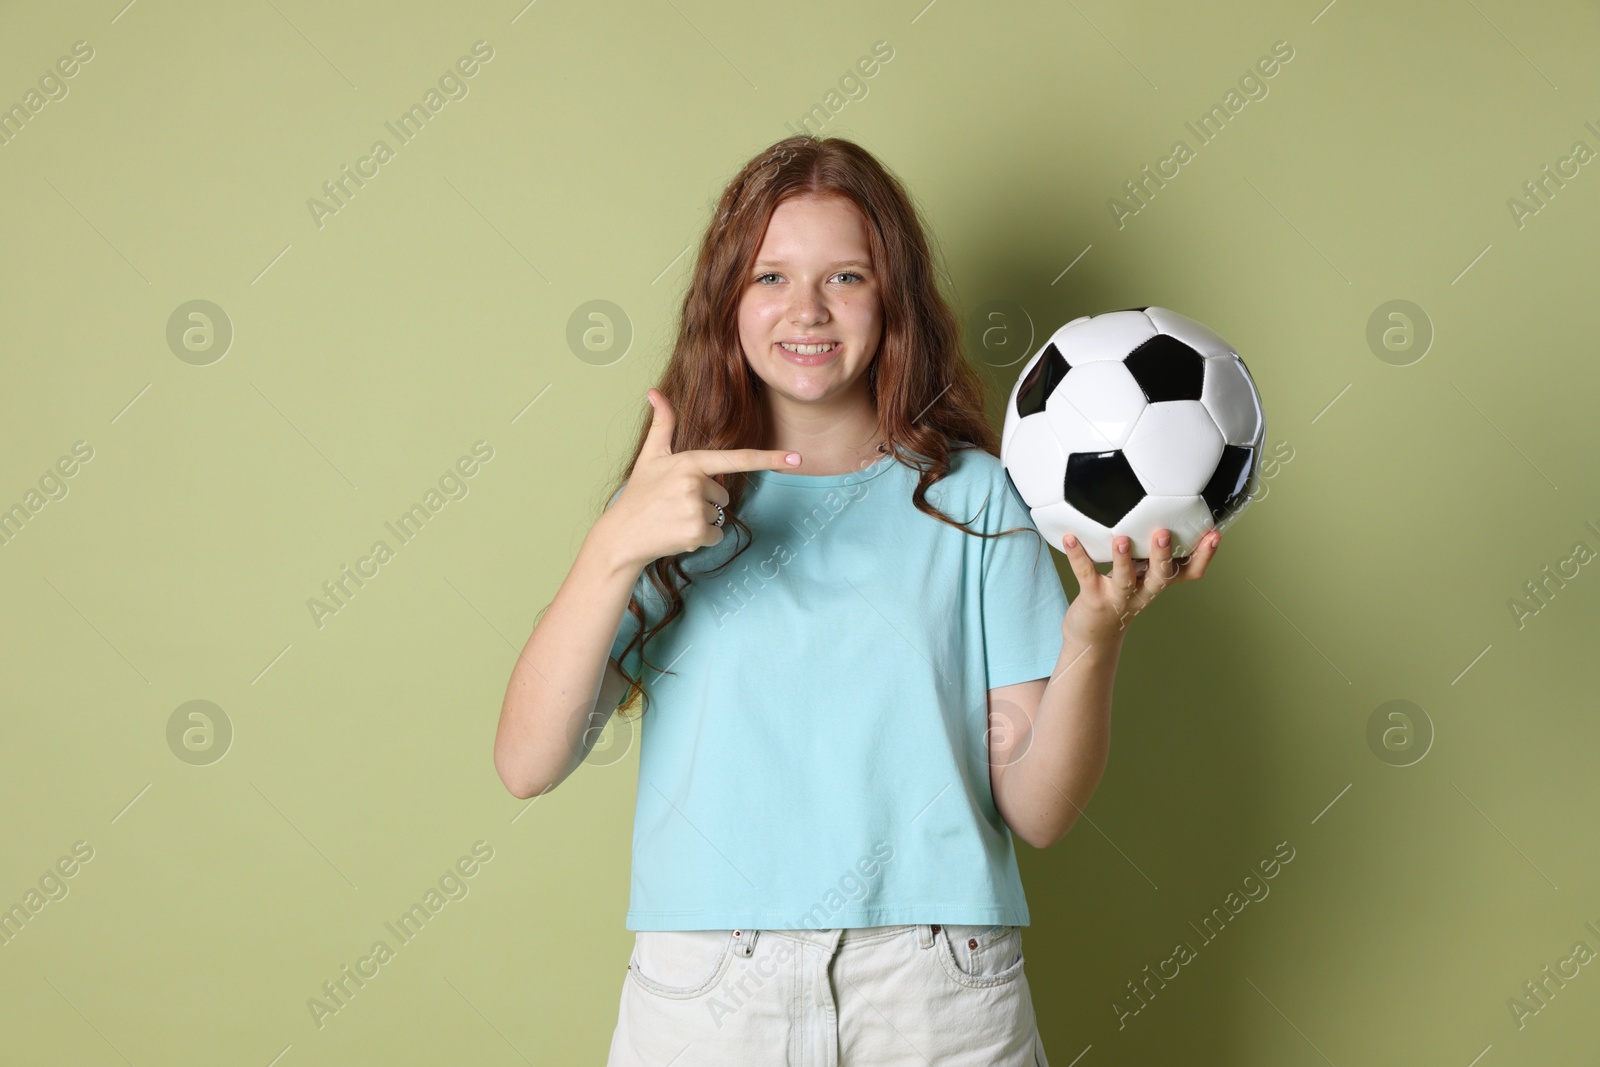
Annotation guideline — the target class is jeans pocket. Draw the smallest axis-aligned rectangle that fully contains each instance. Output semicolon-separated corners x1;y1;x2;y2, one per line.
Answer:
627;930;736;999
935;923;1026;989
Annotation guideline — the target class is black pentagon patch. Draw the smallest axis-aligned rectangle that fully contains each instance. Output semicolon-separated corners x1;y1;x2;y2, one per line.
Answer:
1201;444;1256;520
1124;334;1205;403
1063;450;1146;527
1111;306;1150;313
1014;342;1071;419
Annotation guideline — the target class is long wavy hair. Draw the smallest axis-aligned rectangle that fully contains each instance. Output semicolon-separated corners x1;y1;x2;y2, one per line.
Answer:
608;134;1038;718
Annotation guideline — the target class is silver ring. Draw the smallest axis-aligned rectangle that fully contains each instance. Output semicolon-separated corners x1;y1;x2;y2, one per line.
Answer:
711;503;725;528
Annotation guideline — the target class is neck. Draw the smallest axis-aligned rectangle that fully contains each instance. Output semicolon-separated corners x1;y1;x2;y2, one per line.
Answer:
762;385;882;477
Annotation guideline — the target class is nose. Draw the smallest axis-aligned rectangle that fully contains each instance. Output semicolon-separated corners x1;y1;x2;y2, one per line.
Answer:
788;289;829;327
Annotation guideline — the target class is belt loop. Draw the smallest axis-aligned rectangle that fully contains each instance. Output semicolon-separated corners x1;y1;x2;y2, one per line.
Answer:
918;924;936;949
732;928;758;957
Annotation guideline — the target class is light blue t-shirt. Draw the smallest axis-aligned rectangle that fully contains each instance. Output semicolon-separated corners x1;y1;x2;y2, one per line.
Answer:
605;442;1069;931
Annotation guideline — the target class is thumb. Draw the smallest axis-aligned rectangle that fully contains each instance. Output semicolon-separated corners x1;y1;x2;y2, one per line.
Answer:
642;388;677;458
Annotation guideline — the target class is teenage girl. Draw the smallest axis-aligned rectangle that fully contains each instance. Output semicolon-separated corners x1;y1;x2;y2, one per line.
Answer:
493;135;1221;1066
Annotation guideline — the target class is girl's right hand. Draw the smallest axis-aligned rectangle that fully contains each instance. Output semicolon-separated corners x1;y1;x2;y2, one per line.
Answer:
597;389;802;572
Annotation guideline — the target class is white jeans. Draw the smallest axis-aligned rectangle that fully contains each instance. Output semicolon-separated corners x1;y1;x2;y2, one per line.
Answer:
606;924;1050;1066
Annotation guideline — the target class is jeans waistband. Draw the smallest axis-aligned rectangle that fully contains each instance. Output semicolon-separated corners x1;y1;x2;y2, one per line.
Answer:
754;924;937;950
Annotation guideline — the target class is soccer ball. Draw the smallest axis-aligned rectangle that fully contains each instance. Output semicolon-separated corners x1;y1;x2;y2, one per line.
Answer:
1000;307;1265;563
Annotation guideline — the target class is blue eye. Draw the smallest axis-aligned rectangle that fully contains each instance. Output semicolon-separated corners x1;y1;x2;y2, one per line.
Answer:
753;271;864;285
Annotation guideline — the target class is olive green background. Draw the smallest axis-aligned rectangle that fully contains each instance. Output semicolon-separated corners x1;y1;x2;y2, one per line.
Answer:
3;0;1597;1063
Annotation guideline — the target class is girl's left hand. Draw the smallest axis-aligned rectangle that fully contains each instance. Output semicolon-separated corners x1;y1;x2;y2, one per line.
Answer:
1058;527;1222;647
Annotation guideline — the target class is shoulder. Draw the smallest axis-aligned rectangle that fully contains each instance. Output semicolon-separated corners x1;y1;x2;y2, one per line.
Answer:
919;442;1022;526
938;441;1011;501
946;441;1003;480
946;441;1045;538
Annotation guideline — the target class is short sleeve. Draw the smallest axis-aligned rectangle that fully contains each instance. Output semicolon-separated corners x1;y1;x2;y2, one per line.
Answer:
611;571;671;682
979;466;1070;689
602;482;664;680
610;582;645;671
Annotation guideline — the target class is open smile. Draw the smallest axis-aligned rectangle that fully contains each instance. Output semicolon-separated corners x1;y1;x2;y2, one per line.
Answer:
777;341;841;365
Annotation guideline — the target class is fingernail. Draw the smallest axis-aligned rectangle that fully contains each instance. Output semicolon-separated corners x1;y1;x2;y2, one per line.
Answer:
1117;538;1129;554
1157;532;1170;548
785;453;801;466
1064;534;1078;549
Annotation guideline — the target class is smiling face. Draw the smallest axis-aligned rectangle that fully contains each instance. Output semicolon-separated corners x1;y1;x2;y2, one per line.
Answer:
736;193;884;415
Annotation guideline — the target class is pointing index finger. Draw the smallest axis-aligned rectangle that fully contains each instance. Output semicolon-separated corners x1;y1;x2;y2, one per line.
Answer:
689;448;803;475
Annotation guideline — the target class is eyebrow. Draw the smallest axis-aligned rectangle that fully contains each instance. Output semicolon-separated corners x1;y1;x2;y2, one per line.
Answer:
752;259;872;270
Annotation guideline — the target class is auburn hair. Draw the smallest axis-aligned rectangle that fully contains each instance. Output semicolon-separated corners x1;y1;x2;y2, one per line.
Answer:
608;134;1039;718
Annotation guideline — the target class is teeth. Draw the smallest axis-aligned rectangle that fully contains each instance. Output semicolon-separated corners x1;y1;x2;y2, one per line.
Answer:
780;342;838;355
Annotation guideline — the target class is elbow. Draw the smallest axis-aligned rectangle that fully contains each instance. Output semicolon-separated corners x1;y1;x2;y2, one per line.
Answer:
1017;826;1059;851
494;761;535;800
493;745;555;801
500;775;544;801
499;767;555;802
999;790;1072;850
1018;814;1078;851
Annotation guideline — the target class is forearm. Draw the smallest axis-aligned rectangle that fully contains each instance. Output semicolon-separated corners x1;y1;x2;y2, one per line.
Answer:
997;632;1123;849
493;517;642;799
